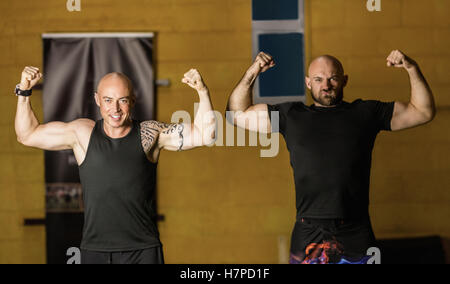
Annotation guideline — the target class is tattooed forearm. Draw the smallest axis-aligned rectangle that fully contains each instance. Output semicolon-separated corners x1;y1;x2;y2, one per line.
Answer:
161;124;184;151
141;121;185;152
176;124;184;151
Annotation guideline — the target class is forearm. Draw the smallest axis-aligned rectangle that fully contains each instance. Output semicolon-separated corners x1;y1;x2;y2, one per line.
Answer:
407;65;436;119
227;66;260;112
193;88;216;144
15;96;40;143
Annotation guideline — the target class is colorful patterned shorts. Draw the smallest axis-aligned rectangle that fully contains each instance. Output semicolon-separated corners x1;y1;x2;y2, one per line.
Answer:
289;217;377;264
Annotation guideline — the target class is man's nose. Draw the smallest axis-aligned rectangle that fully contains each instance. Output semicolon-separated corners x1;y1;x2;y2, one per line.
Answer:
322;80;332;90
114;101;121;112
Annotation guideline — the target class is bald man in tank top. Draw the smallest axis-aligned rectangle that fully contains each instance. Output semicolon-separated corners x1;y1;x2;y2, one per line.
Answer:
15;67;216;264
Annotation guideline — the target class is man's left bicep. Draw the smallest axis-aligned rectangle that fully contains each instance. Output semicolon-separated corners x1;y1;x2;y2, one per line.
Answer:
391;101;430;131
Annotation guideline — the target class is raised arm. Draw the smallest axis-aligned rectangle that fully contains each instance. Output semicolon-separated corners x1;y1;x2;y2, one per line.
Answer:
227;52;275;134
14;66;93;152
157;69;216;151
387;50;436;131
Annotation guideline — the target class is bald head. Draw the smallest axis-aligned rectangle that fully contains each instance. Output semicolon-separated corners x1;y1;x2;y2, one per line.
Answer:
308;55;344;77
97;72;136;104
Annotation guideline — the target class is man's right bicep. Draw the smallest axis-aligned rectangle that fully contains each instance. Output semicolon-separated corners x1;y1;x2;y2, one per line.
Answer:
233;104;272;134
21;121;77;151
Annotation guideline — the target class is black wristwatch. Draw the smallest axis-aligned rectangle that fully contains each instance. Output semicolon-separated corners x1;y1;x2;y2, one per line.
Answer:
15;84;32;97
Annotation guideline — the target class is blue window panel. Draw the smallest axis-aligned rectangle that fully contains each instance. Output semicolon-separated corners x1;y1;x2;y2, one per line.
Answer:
258;33;305;97
252;0;298;21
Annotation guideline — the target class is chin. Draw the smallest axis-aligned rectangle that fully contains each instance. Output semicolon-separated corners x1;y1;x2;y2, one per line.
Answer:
110;121;123;127
313;89;344;106
324;94;343;106
104;117;124;128
314;95;334;106
326;98;338;105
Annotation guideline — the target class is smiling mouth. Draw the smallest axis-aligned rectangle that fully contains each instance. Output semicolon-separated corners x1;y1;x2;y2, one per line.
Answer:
110;114;122;121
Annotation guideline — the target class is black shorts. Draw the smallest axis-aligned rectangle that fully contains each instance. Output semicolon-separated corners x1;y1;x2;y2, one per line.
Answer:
289;217;377;264
81;246;164;264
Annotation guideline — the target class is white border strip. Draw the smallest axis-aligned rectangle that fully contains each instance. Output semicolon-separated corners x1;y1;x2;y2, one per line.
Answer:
252;29;306;105
252;0;306;104
42;33;154;39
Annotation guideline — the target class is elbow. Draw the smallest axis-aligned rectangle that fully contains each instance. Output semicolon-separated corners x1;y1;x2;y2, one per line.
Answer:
225;102;231;113
207;130;217;145
410;102;436;125
416;111;435;127
225;113;235;126
424;106;437;123
16;129;36;147
225;103;237;126
15;126;39;147
430;104;437;120
16;130;27;145
429;111;436;123
16;135;24;145
225;106;250;127
192;122;216;147
16;134;30;147
202;124;217;146
202;137;216;146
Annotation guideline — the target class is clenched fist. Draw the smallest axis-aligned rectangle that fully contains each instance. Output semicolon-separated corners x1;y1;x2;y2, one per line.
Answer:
20;66;43;90
182;69;207;92
386;50;417;70
251;52;276;74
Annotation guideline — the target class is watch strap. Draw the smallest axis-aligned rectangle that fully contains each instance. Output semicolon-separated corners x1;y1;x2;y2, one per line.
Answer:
15;84;32;97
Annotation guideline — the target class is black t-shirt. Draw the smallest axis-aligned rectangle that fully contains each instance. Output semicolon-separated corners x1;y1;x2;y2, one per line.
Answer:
268;99;395;219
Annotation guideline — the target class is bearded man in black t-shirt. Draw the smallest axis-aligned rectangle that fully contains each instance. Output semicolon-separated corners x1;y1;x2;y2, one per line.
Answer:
227;50;436;264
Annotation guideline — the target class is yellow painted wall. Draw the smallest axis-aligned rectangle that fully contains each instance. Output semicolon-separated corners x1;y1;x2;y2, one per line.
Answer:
0;0;449;264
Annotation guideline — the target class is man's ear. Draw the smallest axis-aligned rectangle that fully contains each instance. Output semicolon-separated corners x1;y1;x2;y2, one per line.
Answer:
130;93;137;109
343;75;348;87
94;92;100;107
305;76;312;90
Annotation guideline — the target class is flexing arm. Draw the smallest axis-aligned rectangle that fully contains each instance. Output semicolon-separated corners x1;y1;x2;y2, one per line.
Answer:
158;69;216;151
387;50;436;131
227;52;275;134
15;66;81;150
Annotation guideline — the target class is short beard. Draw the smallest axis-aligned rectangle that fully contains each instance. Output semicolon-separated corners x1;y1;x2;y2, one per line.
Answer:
311;89;344;107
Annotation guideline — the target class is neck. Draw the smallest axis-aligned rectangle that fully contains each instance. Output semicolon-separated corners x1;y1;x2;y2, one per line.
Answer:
103;119;133;138
313;102;337;108
312;98;345;108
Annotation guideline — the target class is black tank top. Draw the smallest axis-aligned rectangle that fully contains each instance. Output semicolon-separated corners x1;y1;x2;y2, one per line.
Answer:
79;120;160;252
